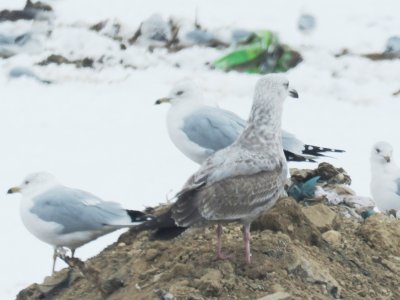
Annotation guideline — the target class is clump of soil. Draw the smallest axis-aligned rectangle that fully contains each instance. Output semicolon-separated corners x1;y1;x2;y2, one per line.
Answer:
17;194;400;300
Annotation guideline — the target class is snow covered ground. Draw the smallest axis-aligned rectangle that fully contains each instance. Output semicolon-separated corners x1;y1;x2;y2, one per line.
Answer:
1;0;400;298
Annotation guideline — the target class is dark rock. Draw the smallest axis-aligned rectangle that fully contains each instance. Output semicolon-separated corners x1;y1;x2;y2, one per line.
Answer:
37;55;94;68
0;0;52;22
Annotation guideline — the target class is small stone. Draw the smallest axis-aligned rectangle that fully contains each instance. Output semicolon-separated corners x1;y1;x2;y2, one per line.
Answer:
258;292;291;300
197;269;223;297
270;284;285;293
145;249;160;261
302;204;336;231
322;230;342;248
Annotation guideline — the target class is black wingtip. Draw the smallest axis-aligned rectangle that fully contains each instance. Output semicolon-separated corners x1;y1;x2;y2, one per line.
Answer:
284;150;317;163
129;209;187;240
302;145;345;157
150;227;187;240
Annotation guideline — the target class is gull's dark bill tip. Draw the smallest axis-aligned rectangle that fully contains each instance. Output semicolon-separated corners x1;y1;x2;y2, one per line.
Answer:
289;89;299;98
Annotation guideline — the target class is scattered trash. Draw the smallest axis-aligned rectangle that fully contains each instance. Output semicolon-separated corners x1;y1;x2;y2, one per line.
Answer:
385;36;400;54
184;29;227;47
0;33;36;58
141;14;171;43
287;176;320;201
212;31;302;74
297;14;316;34
8;67;52;84
360;209;376;219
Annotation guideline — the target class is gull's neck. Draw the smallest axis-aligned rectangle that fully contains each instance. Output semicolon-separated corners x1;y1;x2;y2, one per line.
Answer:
371;158;399;177
238;95;283;151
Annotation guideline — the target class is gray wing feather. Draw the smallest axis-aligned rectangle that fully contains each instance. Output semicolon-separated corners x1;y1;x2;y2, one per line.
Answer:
282;130;304;154
31;187;128;234
395;177;400;196
182;107;307;160
182;107;246;152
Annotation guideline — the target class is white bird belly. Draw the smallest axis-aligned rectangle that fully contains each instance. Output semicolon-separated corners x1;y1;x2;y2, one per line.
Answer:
371;179;400;211
20;198;64;247
20;198;115;249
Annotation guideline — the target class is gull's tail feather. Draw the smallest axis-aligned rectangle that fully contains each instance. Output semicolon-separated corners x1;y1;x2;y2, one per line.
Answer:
284;150;317;163
129;209;187;240
301;145;345;158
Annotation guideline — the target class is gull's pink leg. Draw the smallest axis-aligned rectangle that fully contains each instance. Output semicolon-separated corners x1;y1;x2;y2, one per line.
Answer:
243;224;252;264
215;224;230;260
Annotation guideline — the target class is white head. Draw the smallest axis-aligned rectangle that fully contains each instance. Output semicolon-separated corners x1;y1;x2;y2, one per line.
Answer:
155;81;203;106
371;141;394;165
8;172;59;196
254;74;298;103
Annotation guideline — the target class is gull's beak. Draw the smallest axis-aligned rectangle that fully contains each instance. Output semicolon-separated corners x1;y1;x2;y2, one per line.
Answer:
289;88;299;99
155;97;171;105
7;186;21;194
384;156;391;163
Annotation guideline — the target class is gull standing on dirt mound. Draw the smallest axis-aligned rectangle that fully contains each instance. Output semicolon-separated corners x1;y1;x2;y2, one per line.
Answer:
7;172;154;272
142;74;297;264
155;81;344;164
370;141;400;211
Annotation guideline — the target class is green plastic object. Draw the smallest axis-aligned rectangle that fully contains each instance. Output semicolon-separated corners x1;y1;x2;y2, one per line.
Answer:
212;30;301;74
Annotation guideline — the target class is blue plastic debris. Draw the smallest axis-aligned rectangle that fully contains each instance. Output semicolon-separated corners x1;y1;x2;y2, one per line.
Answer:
288;176;320;201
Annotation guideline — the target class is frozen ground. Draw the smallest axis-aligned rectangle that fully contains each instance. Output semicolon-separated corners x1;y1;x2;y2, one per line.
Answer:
1;0;400;298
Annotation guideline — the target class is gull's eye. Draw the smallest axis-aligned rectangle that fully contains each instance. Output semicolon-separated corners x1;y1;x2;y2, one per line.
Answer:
24;180;30;185
283;82;289;88
176;91;184;96
376;148;380;154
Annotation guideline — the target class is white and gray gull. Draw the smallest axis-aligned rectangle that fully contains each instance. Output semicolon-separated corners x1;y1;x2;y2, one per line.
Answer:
155;81;344;164
370;141;400;211
7;172;154;272
138;74;296;264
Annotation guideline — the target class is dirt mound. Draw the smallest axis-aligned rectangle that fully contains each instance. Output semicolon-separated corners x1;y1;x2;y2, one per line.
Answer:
17;193;400;300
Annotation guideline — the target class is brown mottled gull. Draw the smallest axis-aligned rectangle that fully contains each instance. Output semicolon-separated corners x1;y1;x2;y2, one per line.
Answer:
166;74;298;263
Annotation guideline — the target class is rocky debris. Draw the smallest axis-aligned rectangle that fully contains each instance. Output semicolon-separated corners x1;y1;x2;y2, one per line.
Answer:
302;204;337;231
359;214;400;256
16;165;400;300
17;197;400;299
362;52;400;61
251;198;324;247
322;230;342;248
37;54;95;68
335;49;400;60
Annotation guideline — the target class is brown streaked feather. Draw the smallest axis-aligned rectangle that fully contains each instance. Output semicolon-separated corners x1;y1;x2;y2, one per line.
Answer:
172;167;284;227
171;188;204;227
